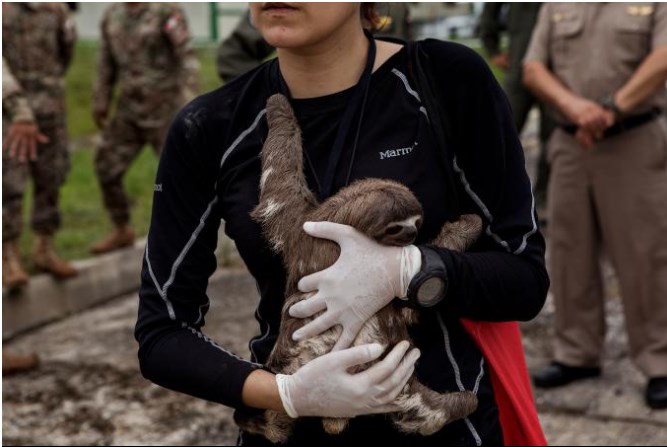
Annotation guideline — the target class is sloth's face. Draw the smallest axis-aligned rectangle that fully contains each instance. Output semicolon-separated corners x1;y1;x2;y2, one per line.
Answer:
376;214;423;246
343;180;424;247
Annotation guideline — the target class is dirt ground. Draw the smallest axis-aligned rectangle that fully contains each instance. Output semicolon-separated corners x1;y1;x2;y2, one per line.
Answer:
3;270;254;446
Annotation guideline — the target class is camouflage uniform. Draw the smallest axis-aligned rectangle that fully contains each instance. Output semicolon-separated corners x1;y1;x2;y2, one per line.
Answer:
216;4;412;82
2;58;35;124
2;2;76;242
93;2;199;226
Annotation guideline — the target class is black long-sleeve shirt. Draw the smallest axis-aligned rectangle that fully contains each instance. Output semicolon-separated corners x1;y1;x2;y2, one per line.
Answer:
136;39;548;446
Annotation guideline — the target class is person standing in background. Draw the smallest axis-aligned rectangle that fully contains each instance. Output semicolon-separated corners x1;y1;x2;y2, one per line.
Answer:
216;3;412;83
2;2;78;287
479;2;554;216
90;2;199;255
524;3;667;409
2;57;45;375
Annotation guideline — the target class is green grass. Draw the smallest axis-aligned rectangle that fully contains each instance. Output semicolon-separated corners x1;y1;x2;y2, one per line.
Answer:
17;41;221;263
65;42;99;138
197;44;225;96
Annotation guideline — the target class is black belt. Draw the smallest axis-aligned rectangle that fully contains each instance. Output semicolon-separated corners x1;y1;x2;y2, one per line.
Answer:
561;108;662;139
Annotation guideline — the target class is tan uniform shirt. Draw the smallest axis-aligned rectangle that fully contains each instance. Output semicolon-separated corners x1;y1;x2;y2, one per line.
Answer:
524;3;667;121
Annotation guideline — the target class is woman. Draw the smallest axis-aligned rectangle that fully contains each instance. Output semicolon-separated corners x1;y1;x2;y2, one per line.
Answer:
135;3;549;446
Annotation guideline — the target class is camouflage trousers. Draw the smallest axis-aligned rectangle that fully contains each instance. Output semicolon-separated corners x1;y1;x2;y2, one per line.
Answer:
94;112;169;226
2;115;70;242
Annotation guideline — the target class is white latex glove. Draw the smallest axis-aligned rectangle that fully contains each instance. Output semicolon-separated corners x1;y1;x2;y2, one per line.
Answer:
290;221;422;351
277;341;420;418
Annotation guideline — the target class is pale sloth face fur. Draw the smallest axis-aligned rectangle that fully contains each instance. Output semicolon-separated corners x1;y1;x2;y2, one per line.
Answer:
323;179;424;247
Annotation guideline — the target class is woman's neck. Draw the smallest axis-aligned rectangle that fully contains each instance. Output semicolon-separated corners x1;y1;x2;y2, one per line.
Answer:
277;24;369;99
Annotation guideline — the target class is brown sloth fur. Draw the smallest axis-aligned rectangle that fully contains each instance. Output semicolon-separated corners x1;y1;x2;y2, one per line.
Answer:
234;94;482;443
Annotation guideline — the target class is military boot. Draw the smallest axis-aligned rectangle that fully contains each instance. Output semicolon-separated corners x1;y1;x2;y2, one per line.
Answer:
90;225;135;255
3;351;39;375
32;234;78;279
3;241;29;289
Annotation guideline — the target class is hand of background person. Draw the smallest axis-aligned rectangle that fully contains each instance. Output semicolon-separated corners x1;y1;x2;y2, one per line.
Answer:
276;341;420;418
562;96;615;138
575;126;618;150
3;121;48;162
289;222;421;351
491;52;510;70
93;107;109;130
575;128;597;149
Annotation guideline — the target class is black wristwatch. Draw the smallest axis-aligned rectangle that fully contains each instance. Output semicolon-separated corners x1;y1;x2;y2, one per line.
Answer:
405;247;448;308
600;93;623;118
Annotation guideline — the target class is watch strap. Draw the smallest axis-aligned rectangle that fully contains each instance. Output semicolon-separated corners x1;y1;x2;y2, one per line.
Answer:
406;246;448;308
600;93;623;118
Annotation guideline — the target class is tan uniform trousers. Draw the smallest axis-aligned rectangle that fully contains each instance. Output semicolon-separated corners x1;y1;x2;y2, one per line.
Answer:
548;116;667;377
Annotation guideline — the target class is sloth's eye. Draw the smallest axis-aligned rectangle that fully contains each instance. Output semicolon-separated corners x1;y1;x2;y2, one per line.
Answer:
385;225;403;235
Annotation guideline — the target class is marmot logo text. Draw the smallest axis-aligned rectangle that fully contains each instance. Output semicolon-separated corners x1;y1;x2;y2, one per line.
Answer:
379;143;416;160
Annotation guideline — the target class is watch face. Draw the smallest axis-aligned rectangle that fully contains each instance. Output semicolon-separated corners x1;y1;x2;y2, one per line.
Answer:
417;277;445;307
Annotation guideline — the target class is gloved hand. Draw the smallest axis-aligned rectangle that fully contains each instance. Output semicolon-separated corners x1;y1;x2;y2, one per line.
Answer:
277;341;420;418
290;221;422;350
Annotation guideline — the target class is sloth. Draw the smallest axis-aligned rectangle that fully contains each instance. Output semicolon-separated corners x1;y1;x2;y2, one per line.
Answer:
234;94;482;443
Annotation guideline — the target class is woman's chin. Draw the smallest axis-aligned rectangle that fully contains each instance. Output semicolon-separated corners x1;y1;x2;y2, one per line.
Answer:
262;29;310;49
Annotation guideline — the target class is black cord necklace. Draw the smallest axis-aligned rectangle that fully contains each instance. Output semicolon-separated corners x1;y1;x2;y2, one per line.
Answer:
277;30;377;201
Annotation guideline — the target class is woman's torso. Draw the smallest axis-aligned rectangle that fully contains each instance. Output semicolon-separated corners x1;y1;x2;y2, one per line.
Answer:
212;43;502;446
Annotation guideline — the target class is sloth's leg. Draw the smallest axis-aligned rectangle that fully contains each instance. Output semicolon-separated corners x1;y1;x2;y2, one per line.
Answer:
431;214;483;252
391;378;478;435
251;94;318;255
